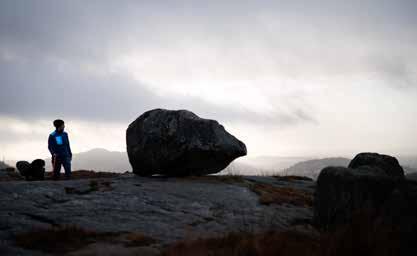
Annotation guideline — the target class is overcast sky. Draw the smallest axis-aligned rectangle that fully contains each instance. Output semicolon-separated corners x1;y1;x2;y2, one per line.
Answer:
1;0;416;160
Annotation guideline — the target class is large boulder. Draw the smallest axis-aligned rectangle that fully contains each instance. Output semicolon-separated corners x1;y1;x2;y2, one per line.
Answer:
378;181;417;251
314;166;399;229
126;109;247;176
348;152;404;178
314;152;417;254
314;152;407;230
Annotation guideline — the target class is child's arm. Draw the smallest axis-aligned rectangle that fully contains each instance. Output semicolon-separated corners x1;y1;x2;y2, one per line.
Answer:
66;133;73;159
48;135;56;156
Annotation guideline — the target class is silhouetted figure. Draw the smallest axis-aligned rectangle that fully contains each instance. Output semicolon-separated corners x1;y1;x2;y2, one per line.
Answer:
16;159;45;180
48;119;72;179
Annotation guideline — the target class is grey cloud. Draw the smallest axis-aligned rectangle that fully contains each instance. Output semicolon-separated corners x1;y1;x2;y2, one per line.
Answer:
368;55;417;89
1;0;416;125
0;1;320;126
0;55;316;126
0;127;45;144
0;56;156;122
2;1;416;58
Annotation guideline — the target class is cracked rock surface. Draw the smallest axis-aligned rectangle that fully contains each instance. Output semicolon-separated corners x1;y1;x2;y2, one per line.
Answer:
0;174;314;255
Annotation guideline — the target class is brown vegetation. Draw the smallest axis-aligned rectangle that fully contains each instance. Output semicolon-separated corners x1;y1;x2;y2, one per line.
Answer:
162;230;320;256
0;170;122;182
320;209;403;256
250;183;313;207
14;225;157;253
46;170;121;179
64;180;114;195
15;216;404;256
178;175;246;184
123;232;158;247
14;225;114;253
0;168;24;181
163;210;405;256
273;175;313;182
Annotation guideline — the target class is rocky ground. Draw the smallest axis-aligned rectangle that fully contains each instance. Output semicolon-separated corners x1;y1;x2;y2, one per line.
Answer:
0;173;315;255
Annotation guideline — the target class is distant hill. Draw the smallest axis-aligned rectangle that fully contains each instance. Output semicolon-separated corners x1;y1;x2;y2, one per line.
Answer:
406;172;417;181
234;156;312;174
220;161;264;175
0;161;10;169
398;155;417;175
398;156;417;170
45;148;130;172
404;166;417;175
219;156;313;175
281;156;417;180
282;157;351;180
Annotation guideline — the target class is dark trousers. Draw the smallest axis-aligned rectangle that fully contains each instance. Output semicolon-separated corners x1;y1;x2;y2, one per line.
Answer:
52;155;72;178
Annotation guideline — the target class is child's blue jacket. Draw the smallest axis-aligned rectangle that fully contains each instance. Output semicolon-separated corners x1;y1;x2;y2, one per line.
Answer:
48;130;72;158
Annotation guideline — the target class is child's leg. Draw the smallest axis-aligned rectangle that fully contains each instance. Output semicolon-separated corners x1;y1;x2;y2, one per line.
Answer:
53;156;62;179
63;157;72;178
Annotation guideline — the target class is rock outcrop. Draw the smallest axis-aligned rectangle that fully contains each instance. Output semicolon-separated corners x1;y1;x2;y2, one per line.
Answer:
0;174;314;255
314;152;417;252
126;109;247;176
314;166;399;229
314;152;409;229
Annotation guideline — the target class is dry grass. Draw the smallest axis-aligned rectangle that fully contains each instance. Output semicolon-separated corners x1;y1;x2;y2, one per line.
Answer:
273;175;313;182
14;225;114;253
123;232;158;247
64;180;114;195
178;175;246;184
0;170;122;182
250;183;313;207
162;209;406;256
162;230;320;256
46;170;121;180
0;175;24;182
182;175;314;207
14;225;157;253
0;168;24;181
319;209;404;256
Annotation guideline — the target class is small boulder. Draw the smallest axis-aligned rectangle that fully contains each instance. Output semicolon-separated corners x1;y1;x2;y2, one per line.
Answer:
348;152;404;178
16;159;45;180
126;109;247;176
30;159;46;180
16;161;31;177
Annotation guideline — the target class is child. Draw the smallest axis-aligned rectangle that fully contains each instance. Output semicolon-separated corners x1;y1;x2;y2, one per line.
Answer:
48;119;72;179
